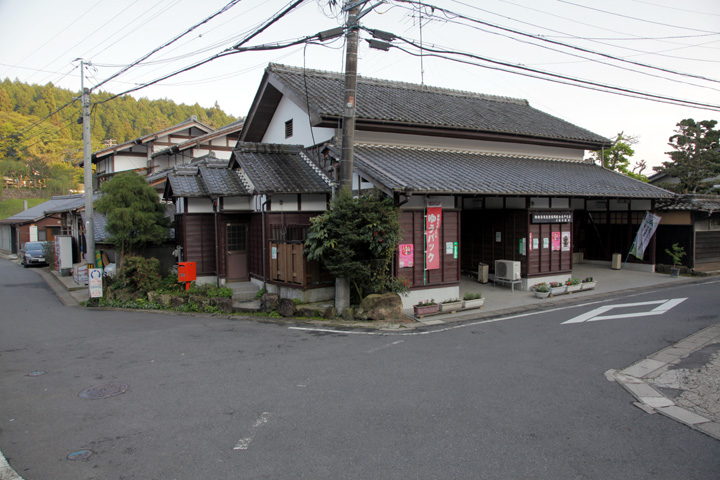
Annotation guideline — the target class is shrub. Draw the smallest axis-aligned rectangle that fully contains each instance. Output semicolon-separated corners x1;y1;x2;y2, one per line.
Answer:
116;256;161;293
463;292;482;300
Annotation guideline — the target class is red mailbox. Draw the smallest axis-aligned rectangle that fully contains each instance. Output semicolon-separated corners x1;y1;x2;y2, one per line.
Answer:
178;262;196;290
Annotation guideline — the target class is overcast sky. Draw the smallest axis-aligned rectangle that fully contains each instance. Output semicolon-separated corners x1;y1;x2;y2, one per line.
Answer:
1;0;718;171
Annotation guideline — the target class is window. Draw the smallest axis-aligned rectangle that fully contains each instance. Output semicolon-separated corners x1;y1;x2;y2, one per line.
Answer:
284;119;293;138
226;224;247;253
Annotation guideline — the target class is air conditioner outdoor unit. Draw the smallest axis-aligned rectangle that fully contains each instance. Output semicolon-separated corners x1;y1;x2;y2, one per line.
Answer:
495;260;521;281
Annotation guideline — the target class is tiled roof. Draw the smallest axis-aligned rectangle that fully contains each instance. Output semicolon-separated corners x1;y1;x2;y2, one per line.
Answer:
266;63;610;146
232;143;332;194
152;120;244;158
349;144;674;199
165;155;251;198
656;194;720;212
0;194;97;224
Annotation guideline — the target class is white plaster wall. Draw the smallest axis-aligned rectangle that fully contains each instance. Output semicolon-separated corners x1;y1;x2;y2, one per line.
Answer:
114;154;147;172
354;131;586;161
223;196;252;211
272;194;298;211
301;194;327;211
262;96;336;146
187;197;213;213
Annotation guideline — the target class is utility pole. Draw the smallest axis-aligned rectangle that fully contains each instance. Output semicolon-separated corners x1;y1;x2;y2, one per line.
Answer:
339;0;360;192
335;0;362;312
80;59;95;266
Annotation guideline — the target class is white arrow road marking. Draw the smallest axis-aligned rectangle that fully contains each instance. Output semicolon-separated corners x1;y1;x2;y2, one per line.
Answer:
234;412;271;450
562;298;687;324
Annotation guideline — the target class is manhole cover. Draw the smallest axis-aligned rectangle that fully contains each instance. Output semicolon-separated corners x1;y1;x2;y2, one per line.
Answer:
27;371;46;376
78;383;128;400
67;450;93;461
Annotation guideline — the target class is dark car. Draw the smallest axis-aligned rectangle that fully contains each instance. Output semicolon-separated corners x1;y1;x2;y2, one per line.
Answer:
21;241;49;267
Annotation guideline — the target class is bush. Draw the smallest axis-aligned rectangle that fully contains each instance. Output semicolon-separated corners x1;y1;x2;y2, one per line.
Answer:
116;256;161;293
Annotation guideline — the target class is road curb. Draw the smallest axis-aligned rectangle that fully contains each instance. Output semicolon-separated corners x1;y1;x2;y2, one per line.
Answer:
607;323;720;441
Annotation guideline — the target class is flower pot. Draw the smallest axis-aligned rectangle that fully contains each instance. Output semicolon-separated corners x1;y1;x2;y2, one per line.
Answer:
566;284;581;293
581;281;596;290
550;286;565;296
670;267;680;278
439;301;463;313
534;290;550;299
462;298;484;309
414;304;439;317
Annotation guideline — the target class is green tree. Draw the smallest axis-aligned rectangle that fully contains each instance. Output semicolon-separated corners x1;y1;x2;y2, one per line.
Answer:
653;119;720;193
588;132;647;181
94;172;171;263
305;189;403;304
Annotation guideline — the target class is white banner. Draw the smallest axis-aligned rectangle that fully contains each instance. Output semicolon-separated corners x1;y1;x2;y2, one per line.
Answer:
630;212;662;259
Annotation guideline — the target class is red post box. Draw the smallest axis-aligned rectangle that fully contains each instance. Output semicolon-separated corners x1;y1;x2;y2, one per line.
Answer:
178;262;196;290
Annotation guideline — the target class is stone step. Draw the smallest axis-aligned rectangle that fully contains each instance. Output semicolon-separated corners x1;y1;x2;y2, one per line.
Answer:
226;282;261;302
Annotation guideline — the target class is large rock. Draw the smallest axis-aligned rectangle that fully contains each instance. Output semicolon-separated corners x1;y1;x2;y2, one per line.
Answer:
355;293;403;321
277;298;297;317
210;297;234;314
261;293;280;313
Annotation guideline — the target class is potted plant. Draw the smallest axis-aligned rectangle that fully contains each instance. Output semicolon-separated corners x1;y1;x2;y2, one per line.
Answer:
581;277;596;290
565;277;581;293
462;291;484;309
414;299;439;317
665;243;685;278
439;297;463;313
549;281;565;296
534;284;550;299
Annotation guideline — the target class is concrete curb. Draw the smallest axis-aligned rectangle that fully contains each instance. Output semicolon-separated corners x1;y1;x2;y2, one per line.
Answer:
606;323;720;441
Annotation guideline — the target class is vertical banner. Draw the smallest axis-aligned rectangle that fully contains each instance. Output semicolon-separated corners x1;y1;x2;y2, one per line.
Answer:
552;231;561;251
425;200;442;270
630;212;662;259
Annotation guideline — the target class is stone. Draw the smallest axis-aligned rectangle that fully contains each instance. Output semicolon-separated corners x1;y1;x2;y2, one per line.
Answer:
355;293;403;321
277;298;297;317
323;306;336;319
211;297;233;314
170;296;185;308
261;293;280;313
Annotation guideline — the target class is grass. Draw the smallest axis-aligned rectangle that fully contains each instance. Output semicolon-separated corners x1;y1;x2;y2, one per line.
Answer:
0;197;49;220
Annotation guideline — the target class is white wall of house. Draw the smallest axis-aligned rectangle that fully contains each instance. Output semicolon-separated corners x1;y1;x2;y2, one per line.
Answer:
301;194;327;211
223;196;253;211
262;96;335;146
114;154;147;172
271;194;298;211
187;198;214;213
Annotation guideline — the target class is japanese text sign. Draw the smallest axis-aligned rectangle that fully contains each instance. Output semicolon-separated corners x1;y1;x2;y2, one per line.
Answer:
425;201;442;270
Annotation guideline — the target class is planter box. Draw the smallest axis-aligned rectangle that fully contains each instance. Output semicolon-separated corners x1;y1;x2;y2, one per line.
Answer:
440;301;463;313
414;304;439;317
550;286;565;296
462;298;485;309
566;284;581;293
581;281;596;290
534;290;550;299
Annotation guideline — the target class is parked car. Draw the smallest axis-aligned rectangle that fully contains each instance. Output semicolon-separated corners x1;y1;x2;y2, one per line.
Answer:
21;241;49;267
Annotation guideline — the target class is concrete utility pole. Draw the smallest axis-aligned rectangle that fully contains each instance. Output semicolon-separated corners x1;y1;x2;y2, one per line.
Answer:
338;0;360;193
335;1;363;312
80;60;95;265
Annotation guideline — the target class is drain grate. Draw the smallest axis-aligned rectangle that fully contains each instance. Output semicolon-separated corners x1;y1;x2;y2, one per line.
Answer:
67;450;93;461
78;383;128;400
27;371;46;377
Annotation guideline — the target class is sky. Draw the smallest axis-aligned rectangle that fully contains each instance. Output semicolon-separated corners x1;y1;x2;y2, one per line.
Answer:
0;0;718;171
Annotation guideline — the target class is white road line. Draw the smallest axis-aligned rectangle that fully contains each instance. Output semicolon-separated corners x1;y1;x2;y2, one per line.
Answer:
0;447;24;480
563;298;687;324
367;340;404;353
234;412;271;451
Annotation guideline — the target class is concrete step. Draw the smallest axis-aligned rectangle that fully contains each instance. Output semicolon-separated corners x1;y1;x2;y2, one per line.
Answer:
233;300;262;314
226;281;260;302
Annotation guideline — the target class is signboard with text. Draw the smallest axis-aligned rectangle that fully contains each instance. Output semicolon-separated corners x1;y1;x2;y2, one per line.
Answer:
88;268;103;298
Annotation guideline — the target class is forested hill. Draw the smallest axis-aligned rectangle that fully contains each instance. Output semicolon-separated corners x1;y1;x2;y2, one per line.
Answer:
0;78;239;195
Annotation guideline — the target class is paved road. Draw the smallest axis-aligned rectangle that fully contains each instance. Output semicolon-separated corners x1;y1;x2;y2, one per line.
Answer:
1;259;719;479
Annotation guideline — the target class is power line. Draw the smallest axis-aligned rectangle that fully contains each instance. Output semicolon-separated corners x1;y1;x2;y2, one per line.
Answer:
399;0;720;84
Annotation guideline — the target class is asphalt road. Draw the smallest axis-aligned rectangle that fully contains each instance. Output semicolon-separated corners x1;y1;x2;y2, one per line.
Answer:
1;258;719;479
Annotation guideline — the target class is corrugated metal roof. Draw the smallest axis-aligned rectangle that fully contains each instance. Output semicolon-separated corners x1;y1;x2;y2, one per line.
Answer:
350;144;674;198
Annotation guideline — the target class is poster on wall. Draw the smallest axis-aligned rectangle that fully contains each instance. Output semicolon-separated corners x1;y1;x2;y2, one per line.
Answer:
552;232;561;251
399;244;414;268
561;231;571;252
425;200;442;270
529;233;533;251
534;237;540;250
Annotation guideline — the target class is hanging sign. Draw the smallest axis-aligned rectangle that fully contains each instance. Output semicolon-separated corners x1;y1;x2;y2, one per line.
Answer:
399;244;414;268
531;212;573;224
425;200;442;270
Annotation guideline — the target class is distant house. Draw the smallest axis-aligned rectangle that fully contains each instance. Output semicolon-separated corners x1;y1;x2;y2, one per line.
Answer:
85;116;214;185
235;63;673;307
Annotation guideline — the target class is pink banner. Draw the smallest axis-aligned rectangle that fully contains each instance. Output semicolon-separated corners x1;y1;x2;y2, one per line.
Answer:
426;204;442;270
399;244;414;268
